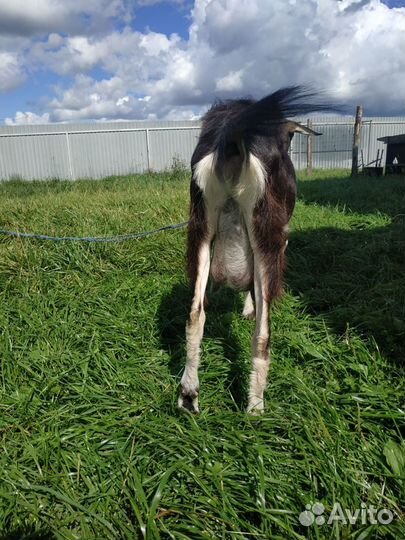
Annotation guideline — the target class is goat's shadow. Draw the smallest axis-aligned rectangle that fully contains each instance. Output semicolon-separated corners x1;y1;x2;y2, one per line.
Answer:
297;173;404;217
157;281;249;409
288;174;404;364
288;222;404;363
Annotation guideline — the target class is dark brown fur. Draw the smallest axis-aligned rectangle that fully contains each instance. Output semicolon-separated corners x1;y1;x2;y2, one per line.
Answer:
252;145;297;302
187;179;207;288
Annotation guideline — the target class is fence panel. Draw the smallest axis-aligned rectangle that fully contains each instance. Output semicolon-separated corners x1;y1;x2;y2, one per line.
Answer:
365;120;405;167
68;130;149;179
313;122;354;170
0;132;70;180
148;127;200;171
1;117;405;180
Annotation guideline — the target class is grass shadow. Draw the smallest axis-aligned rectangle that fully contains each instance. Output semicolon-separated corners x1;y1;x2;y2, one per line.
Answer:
0;526;56;540
289;173;405;364
157;281;248;409
297;173;404;217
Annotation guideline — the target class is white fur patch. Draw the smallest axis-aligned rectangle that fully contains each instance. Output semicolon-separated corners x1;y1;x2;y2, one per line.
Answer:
194;152;216;192
248;153;266;198
235;153;266;211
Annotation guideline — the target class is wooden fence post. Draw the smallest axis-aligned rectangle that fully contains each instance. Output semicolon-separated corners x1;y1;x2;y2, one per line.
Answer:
306;119;313;175
351;105;363;177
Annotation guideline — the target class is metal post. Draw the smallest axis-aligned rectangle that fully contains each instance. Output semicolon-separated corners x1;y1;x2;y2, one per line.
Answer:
65;132;74;180
306;119;313;175
145;129;151;170
367;119;372;165
297;132;301;170
351;105;363;177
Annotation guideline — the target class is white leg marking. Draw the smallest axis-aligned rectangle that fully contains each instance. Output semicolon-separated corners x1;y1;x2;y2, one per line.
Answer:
179;241;211;413
180;155;227;413
283;225;289;252
239;189;271;415
242;291;255;320
247;257;270;414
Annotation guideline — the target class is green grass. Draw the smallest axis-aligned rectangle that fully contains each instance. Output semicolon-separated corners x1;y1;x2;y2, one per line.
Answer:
0;169;404;539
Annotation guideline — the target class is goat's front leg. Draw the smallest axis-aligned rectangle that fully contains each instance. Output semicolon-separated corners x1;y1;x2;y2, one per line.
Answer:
179;240;211;413
247;255;270;414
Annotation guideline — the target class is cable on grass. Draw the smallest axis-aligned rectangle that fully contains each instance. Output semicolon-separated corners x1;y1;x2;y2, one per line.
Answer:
0;221;189;243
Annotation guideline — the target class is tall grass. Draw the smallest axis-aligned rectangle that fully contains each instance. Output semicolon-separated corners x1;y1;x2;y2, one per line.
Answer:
0;170;404;539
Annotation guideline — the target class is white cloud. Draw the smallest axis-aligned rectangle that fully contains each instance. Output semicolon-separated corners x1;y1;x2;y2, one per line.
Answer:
116;96;130;107
320;0;405;112
27;28;182;80
216;69;244;92
164;107;201;120
5;111;50;125
48;75;132;121
0;0;131;36
1;0;405;123
186;0;405;114
139;32;177;56
137;0;186;6
0;51;25;90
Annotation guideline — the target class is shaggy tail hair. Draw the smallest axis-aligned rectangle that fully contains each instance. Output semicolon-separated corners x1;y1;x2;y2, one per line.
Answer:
214;85;334;169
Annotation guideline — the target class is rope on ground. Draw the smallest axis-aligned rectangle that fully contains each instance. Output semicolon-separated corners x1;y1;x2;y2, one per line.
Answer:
0;221;189;243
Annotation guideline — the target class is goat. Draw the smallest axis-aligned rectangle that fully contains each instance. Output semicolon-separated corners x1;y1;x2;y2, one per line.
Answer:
179;86;329;414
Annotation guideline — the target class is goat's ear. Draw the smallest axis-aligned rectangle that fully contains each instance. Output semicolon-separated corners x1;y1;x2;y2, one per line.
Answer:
288;122;322;136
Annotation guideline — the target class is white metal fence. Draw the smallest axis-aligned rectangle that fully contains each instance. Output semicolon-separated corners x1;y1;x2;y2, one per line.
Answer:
0;117;404;180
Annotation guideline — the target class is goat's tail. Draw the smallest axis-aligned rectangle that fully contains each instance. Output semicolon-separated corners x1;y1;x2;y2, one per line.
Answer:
215;85;333;169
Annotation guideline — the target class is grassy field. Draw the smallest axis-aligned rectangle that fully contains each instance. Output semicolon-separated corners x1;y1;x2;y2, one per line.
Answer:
0;169;404;539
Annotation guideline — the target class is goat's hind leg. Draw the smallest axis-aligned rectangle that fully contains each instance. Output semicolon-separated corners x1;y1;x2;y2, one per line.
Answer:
242;289;255;320
179;239;211;413
180;152;224;413
247;255;270;413
246;225;287;413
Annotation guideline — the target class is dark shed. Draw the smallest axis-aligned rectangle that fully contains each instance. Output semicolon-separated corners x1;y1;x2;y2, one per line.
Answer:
378;134;405;166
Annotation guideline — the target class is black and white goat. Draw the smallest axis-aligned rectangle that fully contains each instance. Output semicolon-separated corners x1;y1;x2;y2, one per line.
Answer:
179;86;328;414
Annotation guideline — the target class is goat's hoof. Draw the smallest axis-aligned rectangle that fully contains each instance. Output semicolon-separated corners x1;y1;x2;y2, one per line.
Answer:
243;309;256;320
246;399;264;415
178;390;199;414
247;408;263;416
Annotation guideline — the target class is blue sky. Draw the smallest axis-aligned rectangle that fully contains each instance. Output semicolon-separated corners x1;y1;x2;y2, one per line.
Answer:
0;1;193;122
382;0;405;6
0;0;404;124
131;1;193;38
